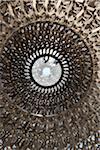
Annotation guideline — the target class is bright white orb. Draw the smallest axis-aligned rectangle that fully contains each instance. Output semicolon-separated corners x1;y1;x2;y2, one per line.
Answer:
31;56;62;87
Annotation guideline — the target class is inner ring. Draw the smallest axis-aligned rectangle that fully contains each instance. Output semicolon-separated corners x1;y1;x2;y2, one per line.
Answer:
31;56;62;87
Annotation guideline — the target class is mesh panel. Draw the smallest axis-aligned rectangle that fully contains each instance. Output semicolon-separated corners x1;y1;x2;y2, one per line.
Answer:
0;0;100;149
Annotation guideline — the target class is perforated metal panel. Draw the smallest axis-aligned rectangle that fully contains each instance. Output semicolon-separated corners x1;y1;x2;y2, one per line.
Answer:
0;0;100;149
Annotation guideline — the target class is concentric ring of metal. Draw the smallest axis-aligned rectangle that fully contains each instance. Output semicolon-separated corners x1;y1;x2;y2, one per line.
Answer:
0;21;93;116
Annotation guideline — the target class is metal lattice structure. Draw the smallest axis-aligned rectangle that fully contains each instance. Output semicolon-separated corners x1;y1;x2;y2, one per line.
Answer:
0;0;100;149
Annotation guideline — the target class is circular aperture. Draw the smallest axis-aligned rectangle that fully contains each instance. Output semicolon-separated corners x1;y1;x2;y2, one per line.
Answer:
0;21;93;116
31;56;62;87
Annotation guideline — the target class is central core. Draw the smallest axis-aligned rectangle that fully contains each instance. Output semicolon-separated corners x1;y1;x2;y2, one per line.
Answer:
31;56;62;87
42;67;51;77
